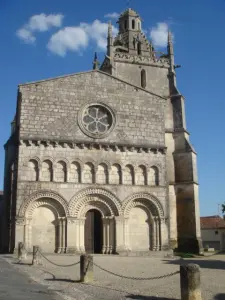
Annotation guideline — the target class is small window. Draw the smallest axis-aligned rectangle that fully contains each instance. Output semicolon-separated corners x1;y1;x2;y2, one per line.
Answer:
132;19;135;29
124;20;127;30
141;69;147;89
137;41;142;55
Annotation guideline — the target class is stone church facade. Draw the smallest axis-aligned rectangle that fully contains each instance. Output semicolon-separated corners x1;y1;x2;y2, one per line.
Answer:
1;8;202;254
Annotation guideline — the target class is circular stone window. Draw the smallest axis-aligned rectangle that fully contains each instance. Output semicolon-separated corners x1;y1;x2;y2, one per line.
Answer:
78;103;116;138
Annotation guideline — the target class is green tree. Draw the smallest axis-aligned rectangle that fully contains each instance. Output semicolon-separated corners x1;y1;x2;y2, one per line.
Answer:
222;204;225;214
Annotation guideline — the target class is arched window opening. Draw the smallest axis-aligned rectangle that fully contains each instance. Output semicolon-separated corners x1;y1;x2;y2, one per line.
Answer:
28;159;39;181
124;20;127;30
132;19;135;29
137;41;142;55
149;166;159;186
141;69;147;89
42;160;53;182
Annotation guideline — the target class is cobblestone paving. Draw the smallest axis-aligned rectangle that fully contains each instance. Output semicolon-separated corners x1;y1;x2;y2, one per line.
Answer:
2;253;225;300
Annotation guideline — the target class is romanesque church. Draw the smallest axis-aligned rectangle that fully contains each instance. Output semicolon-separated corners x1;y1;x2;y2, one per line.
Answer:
1;8;202;254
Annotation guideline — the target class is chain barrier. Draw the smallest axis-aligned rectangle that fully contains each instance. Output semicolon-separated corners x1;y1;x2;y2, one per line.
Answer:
91;259;179;280
38;250;80;268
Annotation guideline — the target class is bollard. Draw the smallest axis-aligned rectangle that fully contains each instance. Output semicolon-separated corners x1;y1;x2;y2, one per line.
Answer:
18;242;27;260
80;255;93;283
180;264;202;300
32;246;42;265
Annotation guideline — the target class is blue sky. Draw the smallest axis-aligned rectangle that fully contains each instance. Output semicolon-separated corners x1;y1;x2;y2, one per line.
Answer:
0;0;225;216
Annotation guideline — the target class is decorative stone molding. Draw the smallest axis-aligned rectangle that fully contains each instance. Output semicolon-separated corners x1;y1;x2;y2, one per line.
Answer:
122;192;164;218
18;138;166;154
113;52;170;68
15;217;26;226
69;187;122;217
18;190;69;217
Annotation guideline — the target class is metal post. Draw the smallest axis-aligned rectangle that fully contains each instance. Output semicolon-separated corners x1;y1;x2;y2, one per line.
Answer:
80;255;93;283
32;245;42;265
180;264;202;300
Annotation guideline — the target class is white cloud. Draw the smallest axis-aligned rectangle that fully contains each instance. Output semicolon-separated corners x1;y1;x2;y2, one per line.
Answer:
28;13;64;32
16;13;64;44
16;28;36;44
48;19;118;56
150;22;169;48
104;12;119;19
47;27;88;56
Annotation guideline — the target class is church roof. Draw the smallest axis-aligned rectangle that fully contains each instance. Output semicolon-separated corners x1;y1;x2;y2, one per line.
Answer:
119;8;140;18
18;70;167;100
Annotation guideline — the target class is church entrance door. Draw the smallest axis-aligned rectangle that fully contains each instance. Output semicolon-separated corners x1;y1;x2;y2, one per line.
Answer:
85;209;102;254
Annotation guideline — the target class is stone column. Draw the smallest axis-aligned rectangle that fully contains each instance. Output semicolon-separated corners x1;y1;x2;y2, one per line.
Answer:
155;217;160;251
152;218;156;251
160;218;169;250
15;217;25;253
66;217;77;253
57;218;62;253
109;217;114;254
102;218;107;254
61;218;66;253
79;218;85;253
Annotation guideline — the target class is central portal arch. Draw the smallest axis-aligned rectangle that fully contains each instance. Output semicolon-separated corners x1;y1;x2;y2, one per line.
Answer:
85;209;103;253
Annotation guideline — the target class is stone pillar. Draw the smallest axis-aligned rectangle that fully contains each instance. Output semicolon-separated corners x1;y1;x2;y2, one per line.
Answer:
180;264;202;300
61;218;66;253
109;217;114;254
168;185;178;249
155;217;160;251
160;218;169;250
102;218;107;254
32;246;42;265
57;218;62;253
66;218;77;253
15;217;25;253
80;255;93;283
152;219;156;251
79;218;85;253
115;216;127;254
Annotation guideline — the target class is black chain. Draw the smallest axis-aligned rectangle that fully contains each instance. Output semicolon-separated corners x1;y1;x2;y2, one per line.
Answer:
92;260;179;280
38;250;80;267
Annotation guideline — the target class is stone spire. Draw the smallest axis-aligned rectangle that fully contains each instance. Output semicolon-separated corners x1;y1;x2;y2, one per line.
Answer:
93;52;100;70
167;31;177;90
107;21;113;58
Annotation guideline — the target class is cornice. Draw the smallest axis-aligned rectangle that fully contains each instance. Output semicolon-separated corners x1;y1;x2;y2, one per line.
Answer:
18;138;167;155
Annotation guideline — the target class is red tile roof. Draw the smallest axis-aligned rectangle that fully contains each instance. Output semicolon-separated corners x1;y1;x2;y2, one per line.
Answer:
201;215;225;229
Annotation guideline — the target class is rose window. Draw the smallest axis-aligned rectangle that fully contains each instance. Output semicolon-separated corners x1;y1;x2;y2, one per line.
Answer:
79;104;115;138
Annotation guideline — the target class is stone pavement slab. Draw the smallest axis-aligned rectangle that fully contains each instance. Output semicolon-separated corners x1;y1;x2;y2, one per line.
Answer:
2;254;225;300
0;257;63;300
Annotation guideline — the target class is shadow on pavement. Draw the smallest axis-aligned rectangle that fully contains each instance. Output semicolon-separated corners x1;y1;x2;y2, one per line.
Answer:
214;294;225;300
164;257;225;270
125;296;178;300
45;278;75;283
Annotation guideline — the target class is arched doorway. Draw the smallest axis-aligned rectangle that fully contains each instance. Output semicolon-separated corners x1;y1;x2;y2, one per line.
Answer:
85;209;103;253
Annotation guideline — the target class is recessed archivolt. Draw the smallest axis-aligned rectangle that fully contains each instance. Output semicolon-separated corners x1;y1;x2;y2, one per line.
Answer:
122;192;164;218
18;190;69;218
69;187;122;217
77;198;113;218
